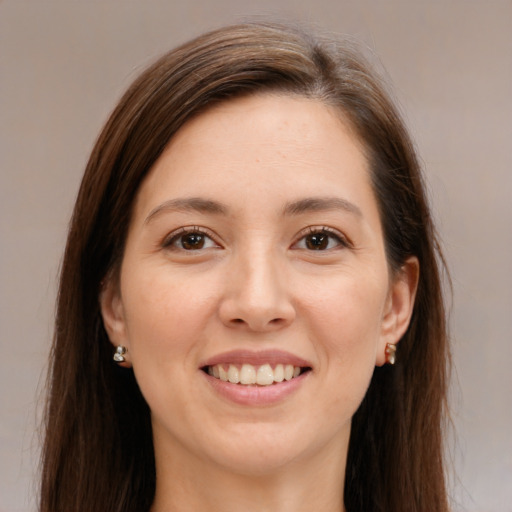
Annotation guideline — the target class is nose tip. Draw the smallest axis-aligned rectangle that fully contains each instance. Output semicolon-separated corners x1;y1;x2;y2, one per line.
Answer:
228;312;294;332
218;258;296;332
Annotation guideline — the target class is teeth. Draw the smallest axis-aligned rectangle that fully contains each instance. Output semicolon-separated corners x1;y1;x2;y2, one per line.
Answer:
240;364;256;385
256;364;274;386
207;363;304;386
227;364;240;384
274;364;284;382
219;365;228;382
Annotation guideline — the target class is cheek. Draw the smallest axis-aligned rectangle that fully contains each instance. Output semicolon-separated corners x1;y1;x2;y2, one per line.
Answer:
120;268;218;362
118;268;222;428
299;270;388;387
303;267;387;339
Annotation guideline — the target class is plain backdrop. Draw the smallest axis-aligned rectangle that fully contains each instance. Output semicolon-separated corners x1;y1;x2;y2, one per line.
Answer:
1;1;511;511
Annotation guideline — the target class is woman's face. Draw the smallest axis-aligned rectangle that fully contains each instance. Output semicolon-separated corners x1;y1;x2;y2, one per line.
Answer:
101;94;417;475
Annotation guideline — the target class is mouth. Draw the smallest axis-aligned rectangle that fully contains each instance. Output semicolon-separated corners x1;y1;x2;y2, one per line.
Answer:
201;363;312;386
200;350;312;405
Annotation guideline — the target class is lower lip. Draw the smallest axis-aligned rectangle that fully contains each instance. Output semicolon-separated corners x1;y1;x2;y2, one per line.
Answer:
202;371;309;406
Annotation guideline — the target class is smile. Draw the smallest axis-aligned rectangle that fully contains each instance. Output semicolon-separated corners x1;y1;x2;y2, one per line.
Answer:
204;363;309;386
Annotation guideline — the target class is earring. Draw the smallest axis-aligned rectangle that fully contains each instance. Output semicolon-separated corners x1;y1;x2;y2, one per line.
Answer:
385;343;397;365
113;345;127;363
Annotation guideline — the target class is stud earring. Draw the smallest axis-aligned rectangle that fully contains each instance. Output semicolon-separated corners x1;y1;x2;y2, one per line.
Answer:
385;343;397;365
113;346;127;363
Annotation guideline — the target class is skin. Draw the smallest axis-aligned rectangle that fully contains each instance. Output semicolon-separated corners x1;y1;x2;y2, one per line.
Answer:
101;94;418;512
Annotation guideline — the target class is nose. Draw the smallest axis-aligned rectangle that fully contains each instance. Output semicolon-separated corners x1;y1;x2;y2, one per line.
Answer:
218;250;296;332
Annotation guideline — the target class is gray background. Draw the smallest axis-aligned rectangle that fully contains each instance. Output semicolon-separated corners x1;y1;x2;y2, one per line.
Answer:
1;1;511;511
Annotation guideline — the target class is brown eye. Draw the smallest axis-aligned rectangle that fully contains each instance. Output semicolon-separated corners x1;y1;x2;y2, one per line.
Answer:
305;233;329;250
181;233;206;250
164;228;219;251
292;227;348;252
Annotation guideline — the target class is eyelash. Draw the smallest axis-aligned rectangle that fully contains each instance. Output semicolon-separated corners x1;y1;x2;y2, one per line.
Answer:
162;225;350;252
293;226;351;251
162;226;220;251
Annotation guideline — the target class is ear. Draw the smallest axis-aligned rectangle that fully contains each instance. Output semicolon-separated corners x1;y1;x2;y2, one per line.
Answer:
99;277;132;368
375;256;419;366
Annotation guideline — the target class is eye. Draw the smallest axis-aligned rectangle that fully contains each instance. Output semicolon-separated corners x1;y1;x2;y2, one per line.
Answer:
163;227;220;251
293;227;349;251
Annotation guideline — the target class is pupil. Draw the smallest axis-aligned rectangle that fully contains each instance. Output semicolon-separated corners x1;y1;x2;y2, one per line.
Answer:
306;233;328;250
182;233;204;250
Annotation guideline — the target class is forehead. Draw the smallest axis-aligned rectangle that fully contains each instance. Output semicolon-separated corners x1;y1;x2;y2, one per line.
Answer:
134;93;371;211
169;93;363;161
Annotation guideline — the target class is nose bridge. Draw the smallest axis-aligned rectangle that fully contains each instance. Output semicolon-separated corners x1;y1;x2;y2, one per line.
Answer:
243;246;282;304
220;240;295;331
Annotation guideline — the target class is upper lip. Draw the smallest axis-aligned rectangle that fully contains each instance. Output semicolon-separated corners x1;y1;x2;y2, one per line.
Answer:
199;349;312;369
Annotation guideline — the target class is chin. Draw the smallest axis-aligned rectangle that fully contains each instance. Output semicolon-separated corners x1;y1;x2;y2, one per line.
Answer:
208;444;302;477
199;420;338;477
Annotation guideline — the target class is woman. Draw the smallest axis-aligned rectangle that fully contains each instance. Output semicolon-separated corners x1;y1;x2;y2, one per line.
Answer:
40;22;451;512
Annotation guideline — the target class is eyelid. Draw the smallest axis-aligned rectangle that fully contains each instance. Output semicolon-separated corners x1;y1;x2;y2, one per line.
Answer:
291;226;352;250
162;225;222;250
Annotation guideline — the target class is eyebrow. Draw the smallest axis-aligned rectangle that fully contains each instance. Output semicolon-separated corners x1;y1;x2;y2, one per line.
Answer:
283;197;362;217
144;195;362;225
144;197;229;224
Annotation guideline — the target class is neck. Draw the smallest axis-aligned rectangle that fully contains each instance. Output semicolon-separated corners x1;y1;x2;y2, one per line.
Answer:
150;432;348;512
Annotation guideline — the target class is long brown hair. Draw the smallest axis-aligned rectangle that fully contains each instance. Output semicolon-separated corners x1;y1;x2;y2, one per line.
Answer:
40;22;451;512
